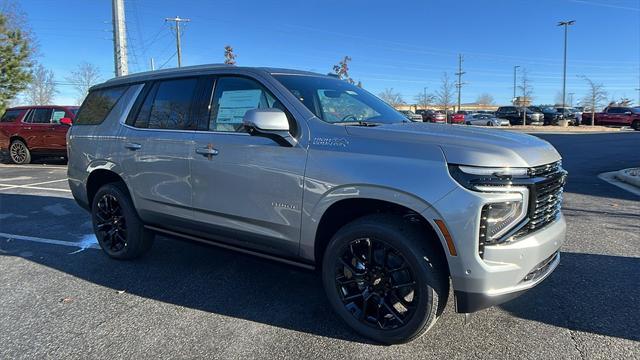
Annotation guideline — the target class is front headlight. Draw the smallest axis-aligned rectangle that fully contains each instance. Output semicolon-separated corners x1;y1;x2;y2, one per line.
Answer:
448;165;531;255
476;186;529;247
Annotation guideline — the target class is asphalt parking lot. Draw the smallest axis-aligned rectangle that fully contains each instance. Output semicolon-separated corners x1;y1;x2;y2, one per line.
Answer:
1;132;639;359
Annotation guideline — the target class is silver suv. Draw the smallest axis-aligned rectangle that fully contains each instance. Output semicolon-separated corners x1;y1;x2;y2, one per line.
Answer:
68;65;566;344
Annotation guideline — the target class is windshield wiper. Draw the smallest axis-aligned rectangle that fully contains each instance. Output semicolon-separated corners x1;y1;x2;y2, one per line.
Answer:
338;121;382;127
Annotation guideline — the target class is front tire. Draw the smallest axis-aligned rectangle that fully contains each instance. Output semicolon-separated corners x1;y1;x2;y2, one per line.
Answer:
322;214;448;344
91;183;154;260
632;120;640;131
9;139;31;164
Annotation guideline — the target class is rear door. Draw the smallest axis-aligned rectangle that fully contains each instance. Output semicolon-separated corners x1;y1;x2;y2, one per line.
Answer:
22;108;54;150
189;75;307;257
120;77;199;227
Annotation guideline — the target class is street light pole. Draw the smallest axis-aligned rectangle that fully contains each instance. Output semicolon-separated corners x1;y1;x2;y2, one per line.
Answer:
558;20;575;113
513;65;520;104
423;86;427;110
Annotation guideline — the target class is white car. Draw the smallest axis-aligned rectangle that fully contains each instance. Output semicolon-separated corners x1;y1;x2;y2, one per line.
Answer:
465;113;510;126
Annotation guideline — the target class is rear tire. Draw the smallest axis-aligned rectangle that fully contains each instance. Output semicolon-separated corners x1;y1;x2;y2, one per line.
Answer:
91;182;154;260
9;139;31;164
487;121;493;126
632;120;640;131
321;214;448;344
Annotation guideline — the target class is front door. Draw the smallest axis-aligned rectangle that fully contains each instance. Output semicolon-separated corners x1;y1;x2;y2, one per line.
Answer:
190;76;307;257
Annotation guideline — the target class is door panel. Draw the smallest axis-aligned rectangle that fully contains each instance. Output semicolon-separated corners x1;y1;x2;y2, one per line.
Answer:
121;78;199;225
189;76;306;257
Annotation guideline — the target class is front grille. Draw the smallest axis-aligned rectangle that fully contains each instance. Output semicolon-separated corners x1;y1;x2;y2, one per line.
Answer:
513;162;566;239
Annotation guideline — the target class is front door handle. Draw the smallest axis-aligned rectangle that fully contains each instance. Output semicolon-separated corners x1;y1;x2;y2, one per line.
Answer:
125;142;142;150
195;146;219;157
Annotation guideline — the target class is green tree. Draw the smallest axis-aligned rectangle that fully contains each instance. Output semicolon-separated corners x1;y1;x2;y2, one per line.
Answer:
0;13;33;113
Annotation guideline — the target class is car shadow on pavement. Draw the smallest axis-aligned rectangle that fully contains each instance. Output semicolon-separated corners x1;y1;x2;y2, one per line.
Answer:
1;193;639;343
500;252;640;342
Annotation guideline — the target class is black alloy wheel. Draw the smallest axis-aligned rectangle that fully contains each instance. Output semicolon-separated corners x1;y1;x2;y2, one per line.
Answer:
335;237;417;330
95;193;128;253
91;183;154;259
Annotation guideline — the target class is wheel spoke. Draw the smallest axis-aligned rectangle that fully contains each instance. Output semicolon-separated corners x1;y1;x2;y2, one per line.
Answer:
382;301;405;325
391;281;416;290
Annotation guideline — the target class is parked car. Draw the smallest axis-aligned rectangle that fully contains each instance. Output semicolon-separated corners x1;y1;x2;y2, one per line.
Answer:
555;107;577;125
464;113;510;126
398;110;423;122
68;65;566;344
570;107;583;125
495;106;544;125
423;109;446;123
528;106;563;126
592;106;640;129
0;105;78;164
451;110;471;124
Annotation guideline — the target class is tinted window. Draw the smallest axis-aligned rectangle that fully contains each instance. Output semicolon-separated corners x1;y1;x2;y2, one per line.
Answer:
208;77;280;132
1;109;23;122
75;86;128;125
146;78;197;130
30;108;53;123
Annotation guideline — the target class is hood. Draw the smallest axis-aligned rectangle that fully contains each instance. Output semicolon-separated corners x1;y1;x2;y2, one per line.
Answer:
345;122;561;168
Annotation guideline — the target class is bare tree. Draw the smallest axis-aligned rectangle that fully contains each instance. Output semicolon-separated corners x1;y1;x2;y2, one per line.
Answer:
66;62;101;104
475;93;494;105
435;72;455;120
415;91;435;110
332;56;355;84
617;97;633;106
224;45;236;65
25;64;56;105
580;75;607;126
378;88;405;108
517;68;534;105
554;91;564;106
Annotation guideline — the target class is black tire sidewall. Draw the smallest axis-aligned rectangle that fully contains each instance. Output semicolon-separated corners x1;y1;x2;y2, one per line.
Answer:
91;183;151;260
322;218;442;344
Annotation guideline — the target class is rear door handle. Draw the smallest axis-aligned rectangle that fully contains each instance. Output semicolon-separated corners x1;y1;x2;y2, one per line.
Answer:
125;142;142;150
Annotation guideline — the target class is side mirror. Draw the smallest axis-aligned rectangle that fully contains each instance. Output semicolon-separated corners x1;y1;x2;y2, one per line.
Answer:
243;108;296;147
59;117;73;126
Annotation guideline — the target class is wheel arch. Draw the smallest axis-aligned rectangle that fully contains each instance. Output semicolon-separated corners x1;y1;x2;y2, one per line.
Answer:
9;135;27;146
85;163;129;207
305;186;451;276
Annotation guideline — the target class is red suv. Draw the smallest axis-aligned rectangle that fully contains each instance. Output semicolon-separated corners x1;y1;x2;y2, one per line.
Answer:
0;105;78;164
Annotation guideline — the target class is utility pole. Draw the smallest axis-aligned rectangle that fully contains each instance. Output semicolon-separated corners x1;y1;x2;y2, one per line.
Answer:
455;54;465;112
558;20;575;114
513;65;520;104
111;0;128;77
165;16;191;67
423;86;427;110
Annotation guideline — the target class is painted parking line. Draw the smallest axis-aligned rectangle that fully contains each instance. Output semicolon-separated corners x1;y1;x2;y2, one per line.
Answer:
0;232;99;252
0;178;70;192
0;165;67;170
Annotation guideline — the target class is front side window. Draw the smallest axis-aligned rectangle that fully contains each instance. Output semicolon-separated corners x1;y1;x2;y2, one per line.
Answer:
75;86;128;125
51;110;67;124
208;77;280;133
1;109;23;122
273;74;406;125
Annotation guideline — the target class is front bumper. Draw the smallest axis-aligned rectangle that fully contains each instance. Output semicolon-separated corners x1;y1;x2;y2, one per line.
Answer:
427;186;566;313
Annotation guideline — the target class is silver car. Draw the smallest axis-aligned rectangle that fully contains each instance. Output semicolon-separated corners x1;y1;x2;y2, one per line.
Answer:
68;65;566;344
465;113;510;126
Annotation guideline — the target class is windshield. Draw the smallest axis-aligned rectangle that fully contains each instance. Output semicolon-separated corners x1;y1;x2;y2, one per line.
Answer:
273;74;406;124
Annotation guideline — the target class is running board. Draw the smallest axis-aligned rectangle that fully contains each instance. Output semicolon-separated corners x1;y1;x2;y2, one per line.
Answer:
144;225;315;271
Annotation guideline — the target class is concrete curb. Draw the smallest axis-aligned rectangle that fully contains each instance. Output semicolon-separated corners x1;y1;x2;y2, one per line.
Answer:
598;171;640;197
615;168;640;188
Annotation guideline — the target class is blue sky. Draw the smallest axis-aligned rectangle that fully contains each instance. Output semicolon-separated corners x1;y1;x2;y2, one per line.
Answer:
19;0;640;106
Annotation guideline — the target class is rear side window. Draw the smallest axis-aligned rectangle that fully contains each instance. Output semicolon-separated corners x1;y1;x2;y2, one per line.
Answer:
133;78;198;130
1;109;23;122
75;86;128;125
